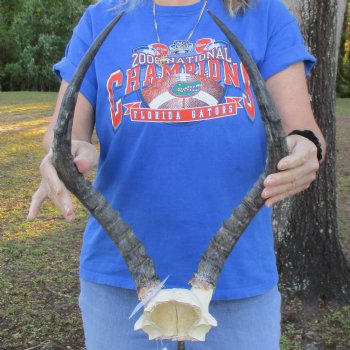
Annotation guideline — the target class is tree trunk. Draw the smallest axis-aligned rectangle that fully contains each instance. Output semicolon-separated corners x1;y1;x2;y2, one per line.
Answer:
275;0;350;305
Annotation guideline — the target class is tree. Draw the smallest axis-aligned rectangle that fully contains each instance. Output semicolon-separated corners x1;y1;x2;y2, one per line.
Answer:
0;0;23;90
337;1;350;97
275;0;350;305
0;0;93;91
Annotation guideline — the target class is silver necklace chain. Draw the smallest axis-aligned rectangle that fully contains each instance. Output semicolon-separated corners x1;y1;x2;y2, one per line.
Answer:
152;0;208;44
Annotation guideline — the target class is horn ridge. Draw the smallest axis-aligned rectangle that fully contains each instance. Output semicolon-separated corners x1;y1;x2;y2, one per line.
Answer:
190;13;289;289
207;10;288;147
51;11;161;300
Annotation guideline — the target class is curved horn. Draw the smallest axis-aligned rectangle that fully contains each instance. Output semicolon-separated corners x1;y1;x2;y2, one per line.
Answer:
51;11;160;300
190;12;289;289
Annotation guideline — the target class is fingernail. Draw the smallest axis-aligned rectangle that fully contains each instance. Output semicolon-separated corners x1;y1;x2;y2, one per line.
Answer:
27;210;36;220
265;178;273;186
64;206;72;215
279;161;287;169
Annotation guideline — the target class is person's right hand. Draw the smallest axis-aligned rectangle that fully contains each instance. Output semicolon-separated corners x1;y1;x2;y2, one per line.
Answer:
27;140;99;222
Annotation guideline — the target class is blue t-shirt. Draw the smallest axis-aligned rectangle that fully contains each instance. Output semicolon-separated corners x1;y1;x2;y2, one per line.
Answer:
54;0;315;300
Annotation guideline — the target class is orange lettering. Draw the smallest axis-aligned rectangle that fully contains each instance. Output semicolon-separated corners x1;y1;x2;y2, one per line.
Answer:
197;61;206;76
184;63;196;75
125;66;141;94
223;62;239;87
107;70;123;129
241;63;255;120
162;64;180;77
208;60;221;81
143;64;158;87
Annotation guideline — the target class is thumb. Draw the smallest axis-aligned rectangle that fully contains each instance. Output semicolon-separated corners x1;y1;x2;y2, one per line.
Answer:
72;141;99;174
285;134;299;152
74;156;92;174
276;135;297;171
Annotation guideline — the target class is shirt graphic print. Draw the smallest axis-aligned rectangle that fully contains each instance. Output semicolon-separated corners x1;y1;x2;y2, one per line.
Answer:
106;37;256;130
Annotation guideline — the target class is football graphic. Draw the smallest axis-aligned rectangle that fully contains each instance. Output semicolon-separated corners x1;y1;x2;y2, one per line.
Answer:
142;73;224;109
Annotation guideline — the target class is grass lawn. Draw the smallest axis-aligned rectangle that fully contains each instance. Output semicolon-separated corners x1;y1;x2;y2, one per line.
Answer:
0;92;87;349
0;92;349;349
0;91;58;105
336;98;350;116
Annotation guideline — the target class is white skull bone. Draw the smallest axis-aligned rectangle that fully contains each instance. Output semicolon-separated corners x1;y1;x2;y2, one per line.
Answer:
134;287;217;341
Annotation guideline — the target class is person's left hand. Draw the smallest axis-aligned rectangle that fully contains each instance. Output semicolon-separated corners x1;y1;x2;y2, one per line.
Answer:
262;134;320;207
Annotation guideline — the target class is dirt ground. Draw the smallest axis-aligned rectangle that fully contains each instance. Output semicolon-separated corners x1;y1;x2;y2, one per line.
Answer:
279;100;350;350
337;110;350;261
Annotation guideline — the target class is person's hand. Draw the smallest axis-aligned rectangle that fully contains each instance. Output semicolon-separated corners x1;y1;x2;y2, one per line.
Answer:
262;134;320;207
27;140;98;221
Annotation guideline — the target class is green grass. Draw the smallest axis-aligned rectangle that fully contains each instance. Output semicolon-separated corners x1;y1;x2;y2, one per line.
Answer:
0;226;86;349
0;91;57;105
315;307;350;348
281;323;303;350
0;92;350;349
281;303;350;350
0;92;87;349
336;98;350;116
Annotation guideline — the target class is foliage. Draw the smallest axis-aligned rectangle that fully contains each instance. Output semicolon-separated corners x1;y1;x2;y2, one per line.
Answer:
0;0;349;93
0;0;93;91
337;1;350;97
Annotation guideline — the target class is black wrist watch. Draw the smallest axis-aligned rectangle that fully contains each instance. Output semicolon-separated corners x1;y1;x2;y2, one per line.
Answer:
288;129;323;162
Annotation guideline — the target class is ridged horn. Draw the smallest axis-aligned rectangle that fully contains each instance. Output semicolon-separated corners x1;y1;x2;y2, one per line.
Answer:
51;11;160;300
190;12;289;289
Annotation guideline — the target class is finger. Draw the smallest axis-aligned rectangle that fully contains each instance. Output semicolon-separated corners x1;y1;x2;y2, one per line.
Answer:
277;152;307;172
264;165;305;188
48;187;75;222
73;141;99;174
262;172;316;200
265;158;318;188
74;157;91;174
265;182;311;207
40;155;65;196
27;182;49;220
278;136;317;171
33;145;82;221
276;136;298;171
28;180;75;221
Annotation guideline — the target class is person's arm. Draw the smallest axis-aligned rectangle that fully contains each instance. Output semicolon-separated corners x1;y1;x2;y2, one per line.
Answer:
27;80;98;221
262;62;326;207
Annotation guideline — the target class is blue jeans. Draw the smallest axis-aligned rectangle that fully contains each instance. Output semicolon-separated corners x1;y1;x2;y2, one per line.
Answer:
79;279;281;350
